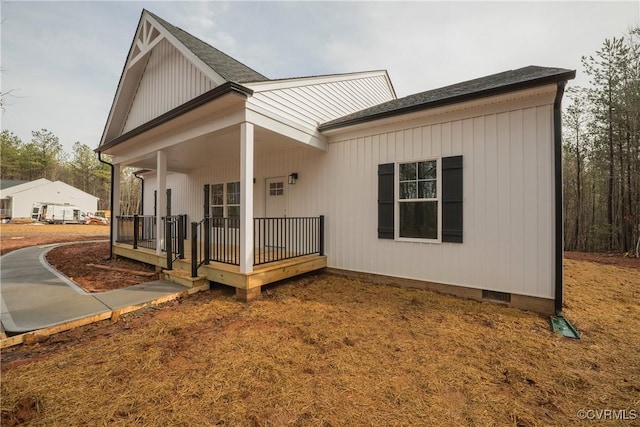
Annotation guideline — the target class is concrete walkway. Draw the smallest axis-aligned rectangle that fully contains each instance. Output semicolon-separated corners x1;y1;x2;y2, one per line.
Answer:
1;243;188;334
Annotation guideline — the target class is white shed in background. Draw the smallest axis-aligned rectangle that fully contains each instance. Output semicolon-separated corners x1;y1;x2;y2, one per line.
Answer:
0;179;98;219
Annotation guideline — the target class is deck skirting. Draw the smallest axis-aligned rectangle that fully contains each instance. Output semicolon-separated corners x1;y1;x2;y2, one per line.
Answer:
114;243;326;294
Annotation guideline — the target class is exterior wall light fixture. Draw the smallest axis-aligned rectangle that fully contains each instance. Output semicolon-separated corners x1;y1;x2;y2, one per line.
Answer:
288;173;298;185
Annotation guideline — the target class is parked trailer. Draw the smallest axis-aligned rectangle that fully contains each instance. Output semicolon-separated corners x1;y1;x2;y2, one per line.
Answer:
31;203;88;224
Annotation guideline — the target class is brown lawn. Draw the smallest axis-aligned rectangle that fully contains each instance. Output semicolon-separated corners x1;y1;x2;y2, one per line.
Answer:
1;225;639;426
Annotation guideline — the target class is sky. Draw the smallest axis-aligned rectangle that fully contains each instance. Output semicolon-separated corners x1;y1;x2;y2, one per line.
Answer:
1;1;638;155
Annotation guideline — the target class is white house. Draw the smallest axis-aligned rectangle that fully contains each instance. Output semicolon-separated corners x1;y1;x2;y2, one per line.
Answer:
97;10;575;313
0;178;99;219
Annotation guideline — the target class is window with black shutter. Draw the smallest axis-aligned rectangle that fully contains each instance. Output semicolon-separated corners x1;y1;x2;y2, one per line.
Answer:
398;160;438;239
378;163;394;239
377;155;462;243
442;155;463;243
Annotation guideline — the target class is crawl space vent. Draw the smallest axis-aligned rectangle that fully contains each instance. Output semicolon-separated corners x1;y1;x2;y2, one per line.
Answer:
482;290;511;303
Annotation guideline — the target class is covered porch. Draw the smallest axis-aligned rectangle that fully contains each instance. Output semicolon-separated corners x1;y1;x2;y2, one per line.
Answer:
102;87;329;300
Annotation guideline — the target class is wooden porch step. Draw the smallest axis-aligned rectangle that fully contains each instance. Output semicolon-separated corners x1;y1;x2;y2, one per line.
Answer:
162;269;209;290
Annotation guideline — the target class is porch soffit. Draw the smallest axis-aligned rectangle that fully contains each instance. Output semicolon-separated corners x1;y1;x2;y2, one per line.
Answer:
117;124;310;173
102;89;325;172
103;91;248;163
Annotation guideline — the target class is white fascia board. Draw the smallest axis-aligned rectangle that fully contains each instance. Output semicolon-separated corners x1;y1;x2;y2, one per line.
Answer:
246;70;392;93
101;14;154;145
322;84;558;140
245;105;328;152
109;109;247;166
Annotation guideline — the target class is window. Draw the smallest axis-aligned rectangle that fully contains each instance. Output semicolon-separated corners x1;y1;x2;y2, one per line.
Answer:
398;160;438;240
210;181;240;227
377;155;462;243
269;181;284;196
226;182;240;219
211;184;224;218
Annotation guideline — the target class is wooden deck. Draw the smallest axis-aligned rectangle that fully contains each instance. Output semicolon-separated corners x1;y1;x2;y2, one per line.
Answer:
113;243;327;300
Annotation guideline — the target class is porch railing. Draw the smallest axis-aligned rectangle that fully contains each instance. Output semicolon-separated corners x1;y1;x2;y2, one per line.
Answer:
115;214;187;266
165;214;187;270
116;215;153;248
254;216;324;266
191;217;210;277
211;217;241;265
189;215;325;277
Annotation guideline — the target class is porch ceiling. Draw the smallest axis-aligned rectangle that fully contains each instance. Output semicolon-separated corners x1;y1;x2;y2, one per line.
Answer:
123;124;304;172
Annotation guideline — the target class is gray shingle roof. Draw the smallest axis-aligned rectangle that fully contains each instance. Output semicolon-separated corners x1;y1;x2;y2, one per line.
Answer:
146;10;269;84
0;179;27;190
319;66;575;131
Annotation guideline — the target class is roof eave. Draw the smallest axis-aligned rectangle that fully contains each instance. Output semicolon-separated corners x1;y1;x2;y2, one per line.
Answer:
98;11;147;147
319;70;576;132
96;82;253;153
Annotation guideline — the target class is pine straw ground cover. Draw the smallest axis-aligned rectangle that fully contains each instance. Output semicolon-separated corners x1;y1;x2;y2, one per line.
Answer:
2;260;639;426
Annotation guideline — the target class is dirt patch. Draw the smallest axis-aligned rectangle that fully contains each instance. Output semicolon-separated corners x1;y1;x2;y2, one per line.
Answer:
2;225;639;425
45;242;158;292
0;395;42;427
564;250;640;270
0;223;109;255
1;259;639;426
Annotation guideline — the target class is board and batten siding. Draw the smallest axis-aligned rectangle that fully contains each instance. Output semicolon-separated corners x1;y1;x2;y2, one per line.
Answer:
143;147;326;223
138;89;556;300
322;102;555;300
122;39;216;134
247;74;394;134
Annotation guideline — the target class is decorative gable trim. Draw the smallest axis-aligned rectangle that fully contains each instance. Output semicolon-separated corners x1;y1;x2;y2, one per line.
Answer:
100;10;228;146
128;17;164;69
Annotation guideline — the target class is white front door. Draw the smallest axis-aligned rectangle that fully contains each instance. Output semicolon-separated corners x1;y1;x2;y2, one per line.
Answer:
263;177;287;251
265;177;287;217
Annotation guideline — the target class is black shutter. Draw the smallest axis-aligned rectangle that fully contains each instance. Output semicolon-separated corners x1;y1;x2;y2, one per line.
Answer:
153;190;157;217
442;155;463;243
378;163;395;239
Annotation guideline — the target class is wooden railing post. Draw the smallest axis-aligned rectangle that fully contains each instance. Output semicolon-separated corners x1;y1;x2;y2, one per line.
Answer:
133;214;139;249
319;215;325;256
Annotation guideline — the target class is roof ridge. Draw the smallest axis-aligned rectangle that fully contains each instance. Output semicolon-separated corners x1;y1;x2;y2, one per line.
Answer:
258;69;389;83
145;10;269;83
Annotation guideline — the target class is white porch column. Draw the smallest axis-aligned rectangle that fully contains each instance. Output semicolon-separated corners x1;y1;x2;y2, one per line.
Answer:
240;122;254;274
156;150;167;255
112;163;121;246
